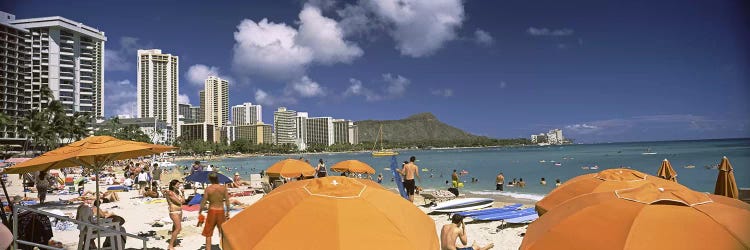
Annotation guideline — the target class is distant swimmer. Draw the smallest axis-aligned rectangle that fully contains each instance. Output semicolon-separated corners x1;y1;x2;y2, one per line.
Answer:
540;178;547;185
555;179;562;187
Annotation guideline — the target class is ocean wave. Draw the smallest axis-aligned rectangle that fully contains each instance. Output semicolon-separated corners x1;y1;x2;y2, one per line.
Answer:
468;190;545;201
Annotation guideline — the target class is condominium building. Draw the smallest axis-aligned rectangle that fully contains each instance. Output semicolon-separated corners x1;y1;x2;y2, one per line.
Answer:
136;49;179;143
235;122;273;144
202;76;228;142
306;117;334;146
10;14;106;117
295;112;308;151
274;107;297;145
202;76;228;127
333;119;358;144
180;123;214;142
231;102;262;126
198;90;205;123
0;13;30;144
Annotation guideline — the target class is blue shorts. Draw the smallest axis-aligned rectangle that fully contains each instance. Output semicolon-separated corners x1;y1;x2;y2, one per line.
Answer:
457;247;473;250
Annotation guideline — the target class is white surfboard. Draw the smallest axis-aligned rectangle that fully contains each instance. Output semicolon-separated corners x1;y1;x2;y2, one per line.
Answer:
430;198;494;213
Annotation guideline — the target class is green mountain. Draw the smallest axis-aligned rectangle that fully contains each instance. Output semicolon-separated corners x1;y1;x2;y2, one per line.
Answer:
354;112;488;143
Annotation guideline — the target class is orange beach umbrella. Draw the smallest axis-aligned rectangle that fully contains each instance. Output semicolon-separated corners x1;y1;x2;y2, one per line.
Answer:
265;159;315;178
221;177;439;250
715;156;739;199
535;168;686;215
3;136;175;174
657;158;678;182
521;183;750;250
330;160;376;174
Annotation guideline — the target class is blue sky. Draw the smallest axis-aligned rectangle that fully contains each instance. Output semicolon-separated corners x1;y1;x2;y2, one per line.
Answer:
4;0;749;143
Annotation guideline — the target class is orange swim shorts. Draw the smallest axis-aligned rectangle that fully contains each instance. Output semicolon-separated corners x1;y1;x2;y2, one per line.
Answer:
201;208;226;237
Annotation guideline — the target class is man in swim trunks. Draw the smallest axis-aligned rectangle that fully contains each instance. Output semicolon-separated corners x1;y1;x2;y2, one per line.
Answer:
398;156;421;202
441;214;494;250
496;172;504;191
199;172;230;248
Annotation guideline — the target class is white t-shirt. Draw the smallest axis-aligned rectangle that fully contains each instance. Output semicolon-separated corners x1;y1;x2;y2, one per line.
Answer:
137;172;150;182
123;178;133;187
205;165;214;171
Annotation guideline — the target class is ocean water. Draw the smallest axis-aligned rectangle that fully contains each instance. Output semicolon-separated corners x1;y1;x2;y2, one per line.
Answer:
176;139;750;201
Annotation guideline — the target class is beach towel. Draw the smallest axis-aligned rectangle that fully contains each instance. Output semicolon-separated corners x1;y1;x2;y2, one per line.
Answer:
107;186;128;192
187;194;203;206
181;205;200;212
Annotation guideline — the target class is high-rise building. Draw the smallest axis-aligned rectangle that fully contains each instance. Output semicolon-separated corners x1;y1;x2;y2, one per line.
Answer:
11;15;106;118
295;112;308;151
198;90;205;123
0;12;30;144
333;119;357;144
274;107;297;145
236;122;273;144
231;102;262;126
136;49;179;143
306;117;334;146
202;76;228;142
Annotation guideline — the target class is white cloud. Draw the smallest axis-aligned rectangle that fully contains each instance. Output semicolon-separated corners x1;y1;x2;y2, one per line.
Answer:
474;29;494;46
344;78;381;101
383;73;410;97
527;27;574;36
104;79;137;117
232;18;313;79
298;4;363;64
344;74;411;101
186;64;222;85
231;5;362;80
105;36;152;72
430;88;453;97
178;94;191;105
366;0;464;57
289;76;326;97
254;89;297;106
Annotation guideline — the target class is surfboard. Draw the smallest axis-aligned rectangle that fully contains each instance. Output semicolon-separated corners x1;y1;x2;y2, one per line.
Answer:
456;203;522;217
504;214;539;224
430;198;494;213
390;156;408;199
473;207;537;221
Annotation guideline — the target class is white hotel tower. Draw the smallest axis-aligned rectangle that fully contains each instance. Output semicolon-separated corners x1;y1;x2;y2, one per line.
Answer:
137;49;179;143
10;15;106;117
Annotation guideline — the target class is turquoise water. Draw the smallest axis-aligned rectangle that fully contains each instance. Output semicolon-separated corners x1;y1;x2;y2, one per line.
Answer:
176;139;750;201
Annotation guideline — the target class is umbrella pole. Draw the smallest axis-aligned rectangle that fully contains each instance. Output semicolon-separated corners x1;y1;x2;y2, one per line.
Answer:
0;177;11;226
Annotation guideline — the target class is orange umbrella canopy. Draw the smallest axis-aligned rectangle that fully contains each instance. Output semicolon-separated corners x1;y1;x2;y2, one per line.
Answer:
265;159;316;178
3;136;175;174
715;156;739;199
330;160;376;174
535;168;686;215
221;177;439;250
521;183;750;250
657;158;678;182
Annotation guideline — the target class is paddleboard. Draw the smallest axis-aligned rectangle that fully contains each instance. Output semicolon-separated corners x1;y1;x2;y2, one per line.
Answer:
431;198;494;213
456;203;522;217
390;156;408;199
473;208;537;221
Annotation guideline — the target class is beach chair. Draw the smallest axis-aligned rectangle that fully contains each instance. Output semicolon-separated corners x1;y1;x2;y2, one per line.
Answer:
739;188;750;204
79;219;124;250
420;190;457;205
260;182;272;194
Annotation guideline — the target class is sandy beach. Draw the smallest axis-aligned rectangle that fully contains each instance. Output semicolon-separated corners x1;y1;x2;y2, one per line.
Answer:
3;175;535;250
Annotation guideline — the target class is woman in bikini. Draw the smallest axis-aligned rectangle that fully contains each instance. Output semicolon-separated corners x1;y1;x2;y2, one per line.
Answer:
165;179;185;250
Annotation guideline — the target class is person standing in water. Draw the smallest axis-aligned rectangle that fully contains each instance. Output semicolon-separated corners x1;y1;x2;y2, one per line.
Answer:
495;172;504;191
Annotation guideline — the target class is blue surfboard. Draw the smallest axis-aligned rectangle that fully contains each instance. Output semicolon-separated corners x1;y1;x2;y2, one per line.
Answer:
390;156;408;199
456;203;523;217
473;208;537;221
